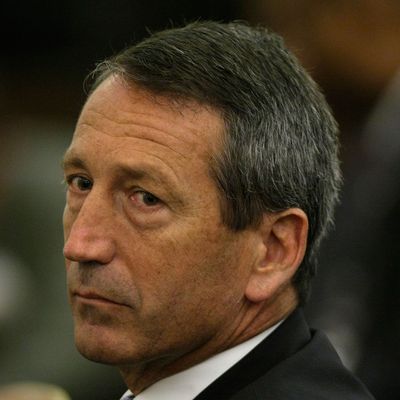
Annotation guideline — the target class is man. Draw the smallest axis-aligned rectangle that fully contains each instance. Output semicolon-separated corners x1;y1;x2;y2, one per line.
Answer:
62;21;374;399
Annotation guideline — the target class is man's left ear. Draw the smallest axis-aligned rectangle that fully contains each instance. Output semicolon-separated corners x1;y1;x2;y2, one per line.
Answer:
245;208;308;303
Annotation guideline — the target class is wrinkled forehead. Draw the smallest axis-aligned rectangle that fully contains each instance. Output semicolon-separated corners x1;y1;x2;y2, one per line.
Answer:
75;76;226;151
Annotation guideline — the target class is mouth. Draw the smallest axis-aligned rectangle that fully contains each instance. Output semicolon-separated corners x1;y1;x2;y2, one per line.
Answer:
73;290;126;307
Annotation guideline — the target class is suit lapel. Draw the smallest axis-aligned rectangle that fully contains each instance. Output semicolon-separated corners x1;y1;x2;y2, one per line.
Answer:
194;308;311;399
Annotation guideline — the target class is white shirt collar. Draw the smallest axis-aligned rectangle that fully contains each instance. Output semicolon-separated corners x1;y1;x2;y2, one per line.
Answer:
121;320;283;400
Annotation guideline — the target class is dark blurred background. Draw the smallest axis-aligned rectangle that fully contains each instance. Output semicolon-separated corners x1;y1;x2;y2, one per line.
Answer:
1;1;399;399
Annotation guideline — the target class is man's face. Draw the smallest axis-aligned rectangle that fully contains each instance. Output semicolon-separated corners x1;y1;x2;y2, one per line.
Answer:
63;77;258;369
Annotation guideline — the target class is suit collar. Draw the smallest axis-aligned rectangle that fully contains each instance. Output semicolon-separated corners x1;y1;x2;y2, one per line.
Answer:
195;308;310;399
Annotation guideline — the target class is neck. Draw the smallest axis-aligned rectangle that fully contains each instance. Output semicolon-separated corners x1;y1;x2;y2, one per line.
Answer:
119;287;298;395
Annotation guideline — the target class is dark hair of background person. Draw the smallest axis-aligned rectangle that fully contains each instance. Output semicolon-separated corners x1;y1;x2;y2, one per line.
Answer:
89;21;342;304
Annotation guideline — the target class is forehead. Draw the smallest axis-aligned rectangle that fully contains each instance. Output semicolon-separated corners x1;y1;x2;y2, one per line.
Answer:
71;76;225;159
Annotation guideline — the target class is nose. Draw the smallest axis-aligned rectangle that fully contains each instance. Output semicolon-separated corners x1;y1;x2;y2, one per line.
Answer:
63;193;116;265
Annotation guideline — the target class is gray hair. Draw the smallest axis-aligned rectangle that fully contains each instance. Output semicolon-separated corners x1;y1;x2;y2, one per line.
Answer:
90;21;341;304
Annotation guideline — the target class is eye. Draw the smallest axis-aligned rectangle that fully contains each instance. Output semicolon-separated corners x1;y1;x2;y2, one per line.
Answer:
67;176;93;192
131;190;161;207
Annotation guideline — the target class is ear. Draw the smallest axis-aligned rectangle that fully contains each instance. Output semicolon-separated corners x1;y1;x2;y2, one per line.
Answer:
245;208;308;303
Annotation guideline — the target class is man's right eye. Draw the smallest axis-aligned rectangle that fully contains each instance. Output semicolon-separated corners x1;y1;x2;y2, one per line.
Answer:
67;176;93;192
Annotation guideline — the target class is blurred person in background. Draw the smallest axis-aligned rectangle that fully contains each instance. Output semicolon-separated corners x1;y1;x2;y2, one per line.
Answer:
242;1;400;399
62;21;374;399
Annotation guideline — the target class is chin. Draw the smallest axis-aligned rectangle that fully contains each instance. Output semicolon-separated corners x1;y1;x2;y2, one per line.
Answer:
71;302;143;364
74;323;131;365
77;345;118;365
73;320;161;367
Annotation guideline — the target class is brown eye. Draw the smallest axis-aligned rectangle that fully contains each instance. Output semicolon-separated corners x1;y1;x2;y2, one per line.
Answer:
131;191;161;208
141;192;160;206
68;176;93;192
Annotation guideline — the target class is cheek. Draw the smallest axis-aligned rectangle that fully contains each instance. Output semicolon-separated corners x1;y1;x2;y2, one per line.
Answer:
126;222;241;304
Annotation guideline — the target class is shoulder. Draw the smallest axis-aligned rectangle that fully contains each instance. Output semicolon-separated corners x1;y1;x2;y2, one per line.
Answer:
232;330;375;400
196;309;374;400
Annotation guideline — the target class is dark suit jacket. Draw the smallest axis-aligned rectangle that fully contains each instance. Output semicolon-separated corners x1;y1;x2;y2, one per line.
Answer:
195;309;374;399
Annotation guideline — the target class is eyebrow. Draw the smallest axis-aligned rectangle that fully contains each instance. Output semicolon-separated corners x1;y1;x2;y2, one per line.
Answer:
62;152;87;171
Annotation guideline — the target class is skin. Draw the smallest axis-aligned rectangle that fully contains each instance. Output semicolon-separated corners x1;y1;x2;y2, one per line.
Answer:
63;76;308;394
